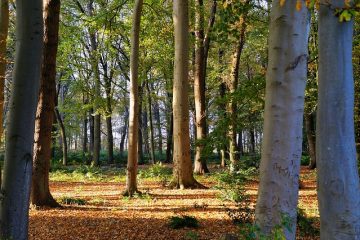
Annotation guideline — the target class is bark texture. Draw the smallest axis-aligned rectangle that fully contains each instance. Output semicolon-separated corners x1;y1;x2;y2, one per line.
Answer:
124;0;143;196
317;1;360;239
171;0;203;189
255;1;309;238
0;0;43;238
31;0;61;208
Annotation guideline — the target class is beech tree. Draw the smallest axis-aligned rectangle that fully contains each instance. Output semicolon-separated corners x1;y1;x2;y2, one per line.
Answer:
0;0;43;238
124;0;143;196
317;1;360;238
255;0;309;238
32;0;61;208
171;0;203;189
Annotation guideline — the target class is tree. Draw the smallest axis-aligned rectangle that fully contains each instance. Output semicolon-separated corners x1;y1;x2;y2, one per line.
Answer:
0;0;8;143
124;0;143;197
0;0;43;238
32;0;61;208
255;1;309;238
171;0;203;189
316;1;360;238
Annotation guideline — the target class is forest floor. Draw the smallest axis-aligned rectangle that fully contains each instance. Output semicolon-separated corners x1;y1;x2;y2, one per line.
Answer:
29;164;319;240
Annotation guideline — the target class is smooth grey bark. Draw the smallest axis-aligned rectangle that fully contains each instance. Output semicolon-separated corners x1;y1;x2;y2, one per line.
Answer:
255;1;309;239
0;0;43;238
170;0;203;189
124;0;143;196
317;1;360;239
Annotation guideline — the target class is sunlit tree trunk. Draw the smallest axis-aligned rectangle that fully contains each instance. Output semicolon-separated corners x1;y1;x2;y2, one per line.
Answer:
31;0;61;208
170;0;203;189
146;79;155;164
317;1;360;239
255;1;309;239
0;0;43;238
124;0;143;196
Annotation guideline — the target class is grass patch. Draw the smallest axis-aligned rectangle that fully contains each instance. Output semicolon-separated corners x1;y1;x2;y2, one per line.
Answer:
59;197;86;205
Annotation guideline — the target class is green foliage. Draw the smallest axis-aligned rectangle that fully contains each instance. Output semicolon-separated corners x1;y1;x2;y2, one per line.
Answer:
168;216;199;229
297;208;319;237
185;231;199;240
215;168;256;223
239;213;292;240
301;155;310;166
138;163;172;179
59;197;86;205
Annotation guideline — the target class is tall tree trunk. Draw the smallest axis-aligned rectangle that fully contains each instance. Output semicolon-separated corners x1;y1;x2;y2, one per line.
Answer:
105;72;114;164
31;0;61;208
166;109;173;163
82;113;88;161
153;92;163;156
0;0;9;144
138;85;144;164
255;1;309;238
146;79;155;164
88;0;101;167
89;107;94;164
218;50;228;168
227;5;249;172
0;0;43;238
119;107;128;160
171;0;203;189
304;112;316;169
124;0;143;197
317;1;360;239
193;0;209;174
55;108;68;166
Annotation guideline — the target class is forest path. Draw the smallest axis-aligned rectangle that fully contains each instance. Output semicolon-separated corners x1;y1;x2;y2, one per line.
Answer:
29;166;318;240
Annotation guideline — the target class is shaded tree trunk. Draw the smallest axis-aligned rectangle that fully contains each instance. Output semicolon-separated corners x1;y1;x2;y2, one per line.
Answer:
146;79;155;164
193;0;209;174
255;1;309;238
0;0;43;238
88;107;94;165
304;112;316;169
31;0;61;208
119;107;129;160
55;108;68;166
124;0;143;197
317;1;360;239
227;4;249;172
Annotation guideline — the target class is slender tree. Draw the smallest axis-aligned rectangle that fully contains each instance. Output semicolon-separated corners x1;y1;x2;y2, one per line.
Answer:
317;1;360;239
123;0;143;196
0;0;43;238
32;0;61;208
171;0;203;189
0;0;8;143
255;1;309;238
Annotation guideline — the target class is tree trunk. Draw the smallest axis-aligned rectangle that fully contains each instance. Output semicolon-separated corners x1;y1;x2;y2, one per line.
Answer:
138;85;144;164
106;116;113;164
304;112;316;169
227;5;249;172
88;0;101;167
89;108;94;164
82;113;88;161
166;110;173;163
119;107;128;160
153;92;163;156
193;0;209;175
31;0;61;208
0;0;9;144
0;0;43;238
55;108;68;166
146;79;155;164
255;1;309;238
170;0;203;189
317;1;360;239
124;0;143;197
